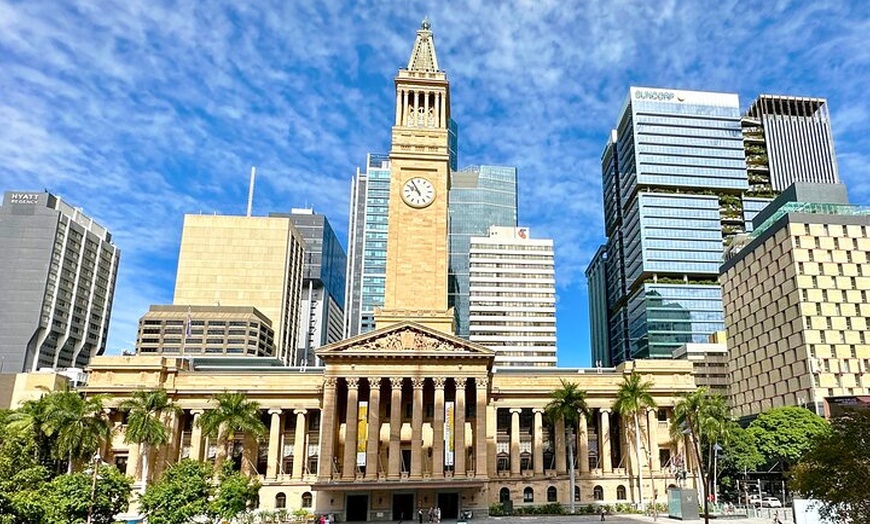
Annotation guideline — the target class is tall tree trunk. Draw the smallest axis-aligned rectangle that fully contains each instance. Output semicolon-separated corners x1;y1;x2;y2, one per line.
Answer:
633;412;644;509
67;451;73;475
689;431;708;524
140;444;149;494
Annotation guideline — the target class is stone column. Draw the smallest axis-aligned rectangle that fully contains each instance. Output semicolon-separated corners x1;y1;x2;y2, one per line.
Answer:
190;410;204;462
343;377;360;480
647;408;660;471
423;90;429;124
600;409;612;473
365;377;381;480
395;89;402;126
432;377;446;477
533;409;544;475
402;89;409;126
454;378;466;478
474;376;488;478
293;410;307;479
410;378;424;479
578;411;590;474
318;377;338;480
555;416;567;474
440;91;447;128
388;377;403;479
126;439;140;479
510;408;521;476
267;409;282;479
414;91;420;125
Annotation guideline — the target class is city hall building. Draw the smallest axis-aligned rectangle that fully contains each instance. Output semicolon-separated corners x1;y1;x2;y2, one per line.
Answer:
81;21;699;520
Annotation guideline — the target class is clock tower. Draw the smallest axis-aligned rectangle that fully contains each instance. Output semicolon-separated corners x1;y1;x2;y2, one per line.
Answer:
375;18;454;333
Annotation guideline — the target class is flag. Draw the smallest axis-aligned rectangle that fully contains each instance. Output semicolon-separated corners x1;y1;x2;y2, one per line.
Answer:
185;307;192;338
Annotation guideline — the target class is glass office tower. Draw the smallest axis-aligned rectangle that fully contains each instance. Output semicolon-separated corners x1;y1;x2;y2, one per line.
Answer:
344;154;391;337
448;165;517;338
599;87;748;362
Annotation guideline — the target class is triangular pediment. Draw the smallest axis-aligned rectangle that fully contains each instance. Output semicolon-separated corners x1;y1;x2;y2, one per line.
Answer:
406;18;439;72
315;322;494;361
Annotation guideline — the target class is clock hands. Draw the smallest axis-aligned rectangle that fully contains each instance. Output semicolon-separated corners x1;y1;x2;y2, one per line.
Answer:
410;180;422;196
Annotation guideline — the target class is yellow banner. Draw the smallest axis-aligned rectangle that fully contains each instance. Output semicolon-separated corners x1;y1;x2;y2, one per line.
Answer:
357;401;368;466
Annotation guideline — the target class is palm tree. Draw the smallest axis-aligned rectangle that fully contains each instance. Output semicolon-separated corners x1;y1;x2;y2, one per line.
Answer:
3;393;55;467
197;391;266;470
43;390;111;473
544;379;590;513
119;388;180;492
670;387;730;524
613;371;656;510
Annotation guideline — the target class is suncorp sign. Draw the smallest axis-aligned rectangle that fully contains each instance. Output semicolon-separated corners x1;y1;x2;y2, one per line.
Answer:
634;90;676;101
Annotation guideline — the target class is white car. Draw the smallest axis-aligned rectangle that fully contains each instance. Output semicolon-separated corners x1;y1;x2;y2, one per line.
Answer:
761;497;782;508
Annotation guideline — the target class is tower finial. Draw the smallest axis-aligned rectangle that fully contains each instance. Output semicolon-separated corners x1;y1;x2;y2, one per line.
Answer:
421;16;430;30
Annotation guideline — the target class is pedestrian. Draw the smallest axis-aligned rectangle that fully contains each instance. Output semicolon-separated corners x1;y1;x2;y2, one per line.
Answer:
324;515;331;524
600;506;606;521
418;508;423;524
428;507;434;523
435;507;441;523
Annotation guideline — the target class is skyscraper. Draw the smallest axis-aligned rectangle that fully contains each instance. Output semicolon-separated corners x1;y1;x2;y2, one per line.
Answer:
469;226;556;367
0;191;120;371
721;183;870;418
281;209;347;366
586;245;610;366
173;214;305;366
596;87;747;363
742;95;839;193
448;165;518;338
344;153;391;337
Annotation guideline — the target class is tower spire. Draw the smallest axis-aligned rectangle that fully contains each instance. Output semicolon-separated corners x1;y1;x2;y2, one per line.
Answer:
406;17;439;72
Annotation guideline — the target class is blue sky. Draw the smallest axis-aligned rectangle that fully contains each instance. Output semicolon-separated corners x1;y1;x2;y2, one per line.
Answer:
2;1;868;368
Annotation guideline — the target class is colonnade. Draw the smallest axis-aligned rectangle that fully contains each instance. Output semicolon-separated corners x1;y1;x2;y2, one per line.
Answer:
499;406;664;477
319;375;488;481
394;87;448;128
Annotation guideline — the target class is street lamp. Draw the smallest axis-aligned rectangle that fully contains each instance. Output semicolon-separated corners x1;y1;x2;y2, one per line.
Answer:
712;444;723;509
85;452;109;524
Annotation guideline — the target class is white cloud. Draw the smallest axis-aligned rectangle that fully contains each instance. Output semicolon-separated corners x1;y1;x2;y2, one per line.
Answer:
1;0;866;365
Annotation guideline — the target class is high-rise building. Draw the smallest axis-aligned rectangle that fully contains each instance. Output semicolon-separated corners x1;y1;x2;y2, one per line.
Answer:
469;226;556;367
721;183;870;419
596;87;747;364
672;332;729;399
0;191;120;372
136;305;275;358
277;209;347;366
448;165;518;338
742;95;839;194
586;245;610;366
344;153;391;337
173;214;305;366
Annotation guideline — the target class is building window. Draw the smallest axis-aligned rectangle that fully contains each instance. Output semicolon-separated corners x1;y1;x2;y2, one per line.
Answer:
523;487;534;503
617;485;627;500
301;492;312;508
275;493;286;509
497;452;510;472
499;487;511;504
547;486;557;502
593;486;604;501
574;485;581;502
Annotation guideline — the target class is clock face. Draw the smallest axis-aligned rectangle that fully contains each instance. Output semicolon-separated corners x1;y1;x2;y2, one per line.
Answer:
401;177;436;208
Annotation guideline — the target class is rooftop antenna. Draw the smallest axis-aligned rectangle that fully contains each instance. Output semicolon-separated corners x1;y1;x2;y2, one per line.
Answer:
246;166;257;217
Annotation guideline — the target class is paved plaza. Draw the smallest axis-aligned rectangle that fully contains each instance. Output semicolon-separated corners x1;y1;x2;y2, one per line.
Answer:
460;514;792;524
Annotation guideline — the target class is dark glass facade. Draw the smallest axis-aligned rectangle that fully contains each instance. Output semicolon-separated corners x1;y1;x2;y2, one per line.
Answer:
448;166;517;338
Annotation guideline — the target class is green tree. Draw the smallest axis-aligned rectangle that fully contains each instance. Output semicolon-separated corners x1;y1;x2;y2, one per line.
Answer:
746;406;828;468
3;394;56;468
791;409;870;523
139;459;215;524
139;459;261;524
212;461;262;520
720;425;764;474
119;388;180;492
671;387;730;523
544;379;589;513
198;392;267;469
613;371;656;508
43;391;112;473
45;465;133;524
